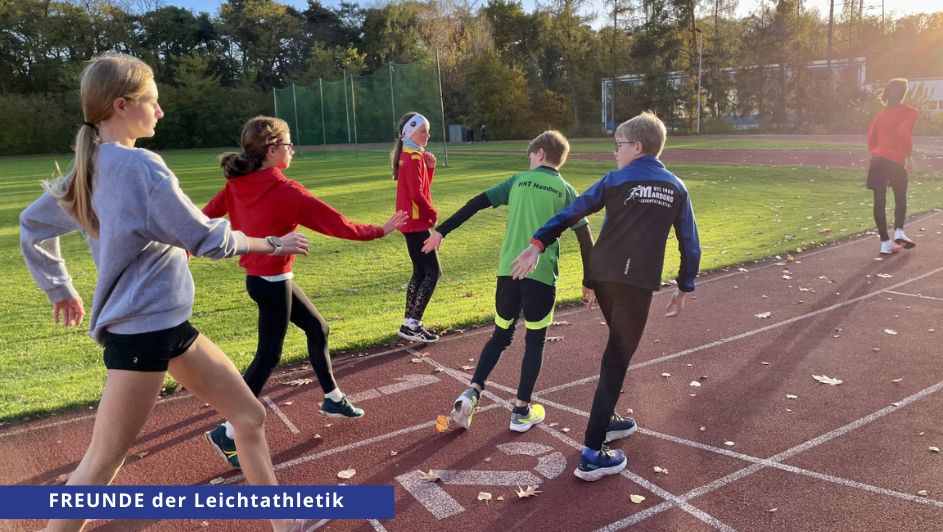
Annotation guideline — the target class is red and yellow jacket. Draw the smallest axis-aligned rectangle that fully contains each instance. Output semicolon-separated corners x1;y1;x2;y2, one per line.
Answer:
203;166;383;276
395;146;437;232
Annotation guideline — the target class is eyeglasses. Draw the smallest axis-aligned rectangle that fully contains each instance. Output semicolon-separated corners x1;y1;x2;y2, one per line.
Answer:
615;140;638;152
274;142;294;151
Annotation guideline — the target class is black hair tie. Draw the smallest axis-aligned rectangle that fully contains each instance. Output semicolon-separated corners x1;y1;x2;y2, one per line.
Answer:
82;122;99;135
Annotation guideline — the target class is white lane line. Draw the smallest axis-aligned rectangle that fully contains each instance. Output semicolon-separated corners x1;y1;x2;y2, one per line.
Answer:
221;402;506;485
531;380;943;530
886;290;943;302
263;395;300;435
368;519;388;531
424;358;735;532
535;265;943;398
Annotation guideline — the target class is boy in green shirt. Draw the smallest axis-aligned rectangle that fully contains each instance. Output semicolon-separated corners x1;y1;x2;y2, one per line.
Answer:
422;130;594;431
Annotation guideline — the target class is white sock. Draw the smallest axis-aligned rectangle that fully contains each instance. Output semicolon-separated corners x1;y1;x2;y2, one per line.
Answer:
404;318;419;329
224;421;235;440
325;387;344;402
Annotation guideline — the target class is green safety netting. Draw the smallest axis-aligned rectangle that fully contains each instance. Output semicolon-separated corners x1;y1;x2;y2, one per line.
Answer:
273;60;444;147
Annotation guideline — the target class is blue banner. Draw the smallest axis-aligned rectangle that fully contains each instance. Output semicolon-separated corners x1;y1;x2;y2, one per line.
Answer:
0;486;394;519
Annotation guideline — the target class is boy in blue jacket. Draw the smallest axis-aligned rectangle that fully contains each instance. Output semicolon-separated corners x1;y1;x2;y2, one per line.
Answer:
511;111;701;481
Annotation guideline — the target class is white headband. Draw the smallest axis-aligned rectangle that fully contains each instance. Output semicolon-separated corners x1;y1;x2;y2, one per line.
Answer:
400;113;429;140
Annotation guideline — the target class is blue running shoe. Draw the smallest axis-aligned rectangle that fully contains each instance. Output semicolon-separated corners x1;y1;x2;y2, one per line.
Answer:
604;413;638;443
320;395;364;418
205;424;240;468
574;446;627;481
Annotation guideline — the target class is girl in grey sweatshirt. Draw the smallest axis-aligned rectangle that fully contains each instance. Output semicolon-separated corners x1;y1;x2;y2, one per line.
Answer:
19;54;308;532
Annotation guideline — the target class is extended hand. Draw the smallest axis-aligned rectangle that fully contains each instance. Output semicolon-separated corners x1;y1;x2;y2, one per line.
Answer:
665;289;687;317
54;296;85;327
510;245;540;279
382;210;409;236
422;230;443;253
278;232;309;256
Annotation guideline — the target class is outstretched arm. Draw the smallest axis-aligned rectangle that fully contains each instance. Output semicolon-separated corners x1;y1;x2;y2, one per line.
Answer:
422;193;492;253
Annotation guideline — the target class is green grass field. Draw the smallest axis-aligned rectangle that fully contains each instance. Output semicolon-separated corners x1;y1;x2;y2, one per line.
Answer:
2;137;941;421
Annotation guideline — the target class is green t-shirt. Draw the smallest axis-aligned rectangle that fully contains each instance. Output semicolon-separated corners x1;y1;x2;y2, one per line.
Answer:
485;166;588;287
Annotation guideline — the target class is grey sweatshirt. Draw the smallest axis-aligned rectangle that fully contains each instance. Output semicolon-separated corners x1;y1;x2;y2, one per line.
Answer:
20;143;248;345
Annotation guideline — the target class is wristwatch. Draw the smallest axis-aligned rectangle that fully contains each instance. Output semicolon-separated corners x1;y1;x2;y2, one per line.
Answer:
265;235;283;255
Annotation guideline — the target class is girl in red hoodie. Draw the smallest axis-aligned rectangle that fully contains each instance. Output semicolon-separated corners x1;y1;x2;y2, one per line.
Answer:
392;112;441;342
202;116;406;467
867;78;919;255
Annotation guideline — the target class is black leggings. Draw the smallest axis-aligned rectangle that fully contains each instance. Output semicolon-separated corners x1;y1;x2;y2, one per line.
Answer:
873;184;908;241
471;277;555;403
403;230;441;322
243;276;336;396
868;156;908;241
584;281;653;451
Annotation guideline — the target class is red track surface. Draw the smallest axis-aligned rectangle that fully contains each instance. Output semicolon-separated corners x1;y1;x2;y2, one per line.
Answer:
4;213;943;531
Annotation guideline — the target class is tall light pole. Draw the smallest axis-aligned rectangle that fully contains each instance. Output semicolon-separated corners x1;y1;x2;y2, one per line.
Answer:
696;27;703;135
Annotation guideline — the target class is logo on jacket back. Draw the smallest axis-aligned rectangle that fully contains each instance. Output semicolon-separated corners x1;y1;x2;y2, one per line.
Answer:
625;185;675;208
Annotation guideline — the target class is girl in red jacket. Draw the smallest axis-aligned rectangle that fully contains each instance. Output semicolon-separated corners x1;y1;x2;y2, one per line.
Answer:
867;78;918;255
202;116;406;467
392;112;441;342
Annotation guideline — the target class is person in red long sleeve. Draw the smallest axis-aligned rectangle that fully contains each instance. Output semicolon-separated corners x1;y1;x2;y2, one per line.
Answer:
391;112;441;342
867;78;919;255
201;116;407;468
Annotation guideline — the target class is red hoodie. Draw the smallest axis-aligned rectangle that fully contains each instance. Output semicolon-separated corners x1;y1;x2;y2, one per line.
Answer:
203;167;384;276
867;105;918;166
395;146;437;232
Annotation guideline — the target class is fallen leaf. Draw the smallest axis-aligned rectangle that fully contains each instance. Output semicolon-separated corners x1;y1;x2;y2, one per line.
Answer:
782;275;793;280
561;427;570;433
552;321;571;326
435;415;450;433
689;381;701;387
324;423;332;428
549;422;559;427
767;508;778;513
812;375;843;385
625;408;635;415
389;450;399;457
630;494;646;504
484;457;492;462
477;492;493;503
418;470;440;483
434;367;444;373
876;273;893;278
281;401;294;406
761;362;771;365
917;490;929;497
410;358;423;363
892;378;903;383
786;394;798;399
699;426;706;431
461;365;474;371
884;328;898;335
929;447;941;453
496;495;505;501
281;378;313;386
754;312;772;319
313;433;322;439
337;467;356;480
724;441;735;446
545;336;564;342
515;485;542;498
209;477;225;485
661;373;672;378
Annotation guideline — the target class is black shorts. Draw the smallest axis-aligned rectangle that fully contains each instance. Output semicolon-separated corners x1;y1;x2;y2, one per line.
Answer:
494;276;556;330
103;321;200;372
867;156;907;190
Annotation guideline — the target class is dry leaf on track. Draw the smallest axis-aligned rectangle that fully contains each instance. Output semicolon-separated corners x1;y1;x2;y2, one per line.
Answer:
337;467;356;480
689;381;701;387
892;378;903;383
281;378;313;386
929;447;941;453
435;415;450;433
661;373;671;378
884;328;898;335
209;477;225;485
515;485;542;498
812;375;843;385
410;358;424;363
418;470;441;482
461;365;474;371
477;492;493;503
545;336;564;342
754;312;771;319
876;273;893;278
786;394;799;399
630;494;646;504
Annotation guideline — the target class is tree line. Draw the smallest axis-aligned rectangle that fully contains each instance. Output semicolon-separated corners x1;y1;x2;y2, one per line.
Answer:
1;0;941;155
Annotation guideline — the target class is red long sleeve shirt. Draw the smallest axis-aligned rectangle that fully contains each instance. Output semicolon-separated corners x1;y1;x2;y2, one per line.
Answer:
867;105;918;166
395;146;437;232
202;166;383;276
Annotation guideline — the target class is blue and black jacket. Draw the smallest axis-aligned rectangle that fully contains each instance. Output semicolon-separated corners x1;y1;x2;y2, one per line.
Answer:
532;155;701;292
